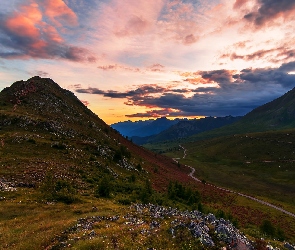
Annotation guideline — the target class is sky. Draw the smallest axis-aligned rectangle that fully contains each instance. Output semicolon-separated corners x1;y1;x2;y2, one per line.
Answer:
1;0;295;124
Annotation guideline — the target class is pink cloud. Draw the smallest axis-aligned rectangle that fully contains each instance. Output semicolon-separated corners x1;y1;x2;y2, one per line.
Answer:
97;64;140;72
42;0;78;27
81;100;90;106
114;15;150;37
5;3;42;39
147;63;165;72
125;108;182;118
0;1;95;62
183;34;198;45
102;0;165;37
233;0;248;9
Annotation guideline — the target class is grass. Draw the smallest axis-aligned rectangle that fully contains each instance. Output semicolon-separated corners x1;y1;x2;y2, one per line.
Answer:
181;131;295;206
1;78;295;248
0;189;121;249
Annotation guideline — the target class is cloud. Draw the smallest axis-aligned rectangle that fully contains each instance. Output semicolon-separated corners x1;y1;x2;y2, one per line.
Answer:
114;15;150;37
29;70;49;77
125;108;182;118
100;0;165;38
201;69;236;84
97;64;140;72
244;0;295;27
41;0;78;27
97;63;165;73
220;42;295;65
183;34;198;45
76;63;295;117
279;61;295;72
147;63;165;72
233;0;248;9
0;1;95;62
76;84;167;100
80;100;90;106
158;1;202;45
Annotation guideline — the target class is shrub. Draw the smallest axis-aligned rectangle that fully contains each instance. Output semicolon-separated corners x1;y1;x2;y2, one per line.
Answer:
167;181;201;205
95;176;112;198
260;220;275;237
40;172;77;204
136;163;142;171
139;179;153;203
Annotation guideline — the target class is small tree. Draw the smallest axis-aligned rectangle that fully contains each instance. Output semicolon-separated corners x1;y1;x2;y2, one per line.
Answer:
260;220;275;237
96;176;112;198
139;179;153;203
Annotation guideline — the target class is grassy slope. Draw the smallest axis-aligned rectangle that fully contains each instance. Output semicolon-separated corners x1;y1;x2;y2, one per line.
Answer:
166;129;295;210
1;77;295;248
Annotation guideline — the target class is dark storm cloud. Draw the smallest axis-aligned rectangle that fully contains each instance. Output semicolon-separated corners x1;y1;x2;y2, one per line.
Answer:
125;108;182;118
244;0;295;26
76;64;295;118
76;85;167;99
201;70;234;84
279;61;295;72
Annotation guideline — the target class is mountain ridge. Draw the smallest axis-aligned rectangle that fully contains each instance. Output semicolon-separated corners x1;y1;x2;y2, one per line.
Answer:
132;115;241;145
111;117;180;137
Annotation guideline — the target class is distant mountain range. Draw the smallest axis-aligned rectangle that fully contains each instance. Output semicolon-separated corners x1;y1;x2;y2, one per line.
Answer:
111;117;180;137
187;86;295;142
116;85;295;149
131;116;241;145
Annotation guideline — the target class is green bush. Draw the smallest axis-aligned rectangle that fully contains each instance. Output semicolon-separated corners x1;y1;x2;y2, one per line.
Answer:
260;220;275;237
167;181;201;205
40;172;77;204
95;176;112;198
139;179;153;203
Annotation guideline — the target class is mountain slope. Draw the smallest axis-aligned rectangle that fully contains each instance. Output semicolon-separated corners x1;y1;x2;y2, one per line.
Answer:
1;77;294;248
186;86;295;142
0;76;191;191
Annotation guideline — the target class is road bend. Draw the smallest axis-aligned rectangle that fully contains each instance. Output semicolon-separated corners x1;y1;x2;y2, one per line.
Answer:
178;145;295;219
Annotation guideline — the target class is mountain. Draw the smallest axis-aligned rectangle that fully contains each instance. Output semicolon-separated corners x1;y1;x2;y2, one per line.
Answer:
1;77;293;248
111;119;154;137
184;86;295;142
132;116;241;145
111;117;180;137
0;76;194;190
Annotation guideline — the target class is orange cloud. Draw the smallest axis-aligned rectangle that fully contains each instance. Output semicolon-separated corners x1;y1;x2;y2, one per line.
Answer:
1;1;95;62
43;25;64;43
5;3;42;38
42;0;78;27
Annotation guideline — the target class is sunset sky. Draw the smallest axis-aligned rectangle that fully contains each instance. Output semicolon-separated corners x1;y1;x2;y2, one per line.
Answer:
1;0;295;124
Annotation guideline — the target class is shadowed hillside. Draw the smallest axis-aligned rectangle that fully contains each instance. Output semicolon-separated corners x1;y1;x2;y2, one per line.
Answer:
187;86;295;142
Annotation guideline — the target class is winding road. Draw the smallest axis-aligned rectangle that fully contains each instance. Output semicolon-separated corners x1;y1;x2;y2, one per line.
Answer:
177;145;295;219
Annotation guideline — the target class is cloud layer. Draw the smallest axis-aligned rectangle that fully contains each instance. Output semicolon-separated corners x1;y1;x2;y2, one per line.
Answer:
76;62;295;118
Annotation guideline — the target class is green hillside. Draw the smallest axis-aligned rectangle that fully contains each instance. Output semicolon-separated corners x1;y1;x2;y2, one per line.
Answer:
187;87;295;142
1;77;294;248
